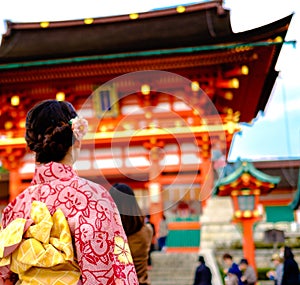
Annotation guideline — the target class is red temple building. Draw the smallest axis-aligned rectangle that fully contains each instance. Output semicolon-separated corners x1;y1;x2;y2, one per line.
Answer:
0;0;295;251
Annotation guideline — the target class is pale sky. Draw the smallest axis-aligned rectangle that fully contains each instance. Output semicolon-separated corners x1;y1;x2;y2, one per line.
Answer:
0;0;299;161
225;0;300;161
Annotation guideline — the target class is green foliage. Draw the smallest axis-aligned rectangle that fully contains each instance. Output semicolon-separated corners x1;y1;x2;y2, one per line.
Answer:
216;239;300;250
257;267;272;281
254;241;285;249
218;265;226;285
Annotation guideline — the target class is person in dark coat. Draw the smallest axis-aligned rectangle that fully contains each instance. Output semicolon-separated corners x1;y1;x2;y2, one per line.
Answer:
223;253;243;285
193;255;212;285
281;246;300;285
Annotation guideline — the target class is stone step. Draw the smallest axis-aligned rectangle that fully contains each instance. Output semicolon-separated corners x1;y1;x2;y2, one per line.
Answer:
149;272;194;280
148;252;198;285
150;280;193;285
148;251;223;285
150;252;199;266
149;272;194;285
151;280;193;285
149;268;195;275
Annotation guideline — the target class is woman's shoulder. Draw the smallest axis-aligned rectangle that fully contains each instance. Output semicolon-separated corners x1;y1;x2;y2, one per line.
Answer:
78;177;107;192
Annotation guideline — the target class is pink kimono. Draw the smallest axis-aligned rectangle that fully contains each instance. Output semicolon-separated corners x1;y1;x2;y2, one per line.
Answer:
0;162;138;285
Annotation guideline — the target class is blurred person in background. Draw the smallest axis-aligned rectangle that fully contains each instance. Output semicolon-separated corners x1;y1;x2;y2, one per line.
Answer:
158;214;168;251
145;214;156;268
239;258;257;285
281;246;300;285
110;183;153;285
193;255;212;285
267;253;283;285
223;253;243;285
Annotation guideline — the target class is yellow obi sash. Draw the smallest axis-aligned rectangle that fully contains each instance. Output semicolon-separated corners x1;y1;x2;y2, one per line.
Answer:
0;201;81;285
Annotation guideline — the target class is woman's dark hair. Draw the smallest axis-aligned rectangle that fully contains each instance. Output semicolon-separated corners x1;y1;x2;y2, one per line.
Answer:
25;99;77;163
109;183;144;236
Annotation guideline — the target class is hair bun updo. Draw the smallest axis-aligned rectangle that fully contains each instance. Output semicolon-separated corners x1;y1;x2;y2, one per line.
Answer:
25;100;78;163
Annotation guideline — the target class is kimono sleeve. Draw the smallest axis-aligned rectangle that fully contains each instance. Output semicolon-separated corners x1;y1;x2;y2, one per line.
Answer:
73;183;138;285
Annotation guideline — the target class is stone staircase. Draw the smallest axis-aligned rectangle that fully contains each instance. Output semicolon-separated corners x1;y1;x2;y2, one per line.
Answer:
148;251;274;285
148;252;197;285
148;251;223;285
147;197;242;285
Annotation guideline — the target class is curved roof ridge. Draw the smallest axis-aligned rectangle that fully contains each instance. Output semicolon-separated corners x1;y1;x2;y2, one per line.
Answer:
2;0;223;32
216;159;281;187
0;1;233;63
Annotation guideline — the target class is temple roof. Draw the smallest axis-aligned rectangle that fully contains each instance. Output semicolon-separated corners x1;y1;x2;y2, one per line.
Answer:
0;1;294;123
217;160;281;186
0;1;232;62
0;1;292;63
215;160;281;196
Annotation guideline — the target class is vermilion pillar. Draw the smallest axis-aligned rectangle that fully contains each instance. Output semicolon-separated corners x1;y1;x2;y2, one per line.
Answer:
241;219;257;272
144;140;164;236
195;136;213;201
199;158;214;201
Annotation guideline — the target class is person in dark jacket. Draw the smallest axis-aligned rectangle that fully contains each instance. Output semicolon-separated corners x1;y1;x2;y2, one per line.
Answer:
281;246;300;285
193;255;212;285
223;253;243;285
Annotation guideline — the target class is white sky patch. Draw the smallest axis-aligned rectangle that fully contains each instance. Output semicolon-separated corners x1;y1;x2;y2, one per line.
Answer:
224;0;297;33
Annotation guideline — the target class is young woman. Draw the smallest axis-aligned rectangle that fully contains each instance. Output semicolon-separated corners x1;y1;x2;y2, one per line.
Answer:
0;99;138;285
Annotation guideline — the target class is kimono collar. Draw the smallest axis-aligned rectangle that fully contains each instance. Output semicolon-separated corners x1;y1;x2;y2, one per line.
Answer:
32;161;77;184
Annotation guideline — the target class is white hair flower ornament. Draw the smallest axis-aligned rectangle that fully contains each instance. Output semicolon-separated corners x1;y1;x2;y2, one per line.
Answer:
69;116;88;141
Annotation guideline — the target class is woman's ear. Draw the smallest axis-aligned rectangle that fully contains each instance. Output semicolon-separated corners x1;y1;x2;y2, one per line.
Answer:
74;139;81;148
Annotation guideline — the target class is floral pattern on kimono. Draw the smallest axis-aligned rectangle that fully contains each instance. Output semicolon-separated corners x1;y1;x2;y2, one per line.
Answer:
0;162;138;285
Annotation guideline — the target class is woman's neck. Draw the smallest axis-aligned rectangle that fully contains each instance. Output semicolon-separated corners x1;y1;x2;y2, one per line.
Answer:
59;148;74;166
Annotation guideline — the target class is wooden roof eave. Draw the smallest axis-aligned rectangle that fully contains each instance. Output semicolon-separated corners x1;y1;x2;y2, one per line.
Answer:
0;39;290;72
0;2;232;63
3;0;224;32
0;2;293;64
